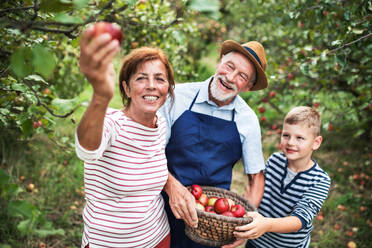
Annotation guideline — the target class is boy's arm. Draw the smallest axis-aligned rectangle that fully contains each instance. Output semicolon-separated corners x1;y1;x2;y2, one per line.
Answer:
233;212;302;239
244;171;265;208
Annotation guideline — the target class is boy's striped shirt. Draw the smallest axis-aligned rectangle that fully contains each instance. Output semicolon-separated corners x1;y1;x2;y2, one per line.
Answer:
248;152;331;248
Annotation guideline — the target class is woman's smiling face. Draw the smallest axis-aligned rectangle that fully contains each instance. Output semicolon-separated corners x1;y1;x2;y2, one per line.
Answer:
123;59;169;115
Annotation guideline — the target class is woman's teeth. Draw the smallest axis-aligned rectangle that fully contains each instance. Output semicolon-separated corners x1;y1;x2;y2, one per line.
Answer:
143;96;158;101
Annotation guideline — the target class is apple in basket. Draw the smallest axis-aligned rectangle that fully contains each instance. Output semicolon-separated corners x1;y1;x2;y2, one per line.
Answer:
231;204;246;217
205;205;215;213
195;200;205;211
222;211;234;217
227;199;235;210
199;193;209;206
214;198;230;214
208;196;218;206
190;184;203;199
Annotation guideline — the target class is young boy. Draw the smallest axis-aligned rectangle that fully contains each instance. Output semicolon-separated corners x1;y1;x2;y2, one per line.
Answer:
229;106;331;248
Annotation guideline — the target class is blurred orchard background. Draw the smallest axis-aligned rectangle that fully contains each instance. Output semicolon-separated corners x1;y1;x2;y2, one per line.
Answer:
0;0;371;247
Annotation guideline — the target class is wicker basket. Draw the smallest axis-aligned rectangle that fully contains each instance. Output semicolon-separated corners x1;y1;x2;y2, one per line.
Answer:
185;186;257;247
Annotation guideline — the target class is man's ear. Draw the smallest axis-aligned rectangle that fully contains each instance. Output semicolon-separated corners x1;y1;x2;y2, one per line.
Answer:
122;81;130;98
312;135;323;150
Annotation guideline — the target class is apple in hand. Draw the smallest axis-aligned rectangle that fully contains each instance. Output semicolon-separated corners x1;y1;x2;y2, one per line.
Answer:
231;204;245;217
208;196;218;206
190;184;203;199
195;200;205;211
198;193;208;206
93;22;123;44
214;198;230;214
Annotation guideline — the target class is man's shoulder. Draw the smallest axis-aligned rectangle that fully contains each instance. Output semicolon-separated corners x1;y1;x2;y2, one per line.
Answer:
174;81;205;99
234;95;258;119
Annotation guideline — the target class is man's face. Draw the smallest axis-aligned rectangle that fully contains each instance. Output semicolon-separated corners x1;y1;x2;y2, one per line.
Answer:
209;51;256;106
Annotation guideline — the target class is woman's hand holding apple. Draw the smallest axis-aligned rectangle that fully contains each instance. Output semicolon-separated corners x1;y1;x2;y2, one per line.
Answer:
79;23;121;102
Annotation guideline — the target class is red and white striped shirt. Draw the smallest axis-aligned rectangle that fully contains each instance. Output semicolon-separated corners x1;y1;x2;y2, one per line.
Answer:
75;109;170;248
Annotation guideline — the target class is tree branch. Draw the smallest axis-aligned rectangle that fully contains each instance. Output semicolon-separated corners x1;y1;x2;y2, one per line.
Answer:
328;32;372;54
23;80;77;118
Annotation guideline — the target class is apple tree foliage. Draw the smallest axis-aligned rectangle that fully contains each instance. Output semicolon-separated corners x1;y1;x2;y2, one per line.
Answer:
221;0;371;146
0;0;216;144
0;0;217;241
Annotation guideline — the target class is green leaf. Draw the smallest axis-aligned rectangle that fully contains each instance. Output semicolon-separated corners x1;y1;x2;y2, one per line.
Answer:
31;45;56;79
51;97;79;115
0;169;10;187
11;83;28;92
54;12;84;24
21;119;33;137
189;0;219;13
10;47;33;79
73;0;89;9
8;200;38;219
34;227;65;238
17;219;32;235
39;0;73;12
124;0;137;8
24;75;48;85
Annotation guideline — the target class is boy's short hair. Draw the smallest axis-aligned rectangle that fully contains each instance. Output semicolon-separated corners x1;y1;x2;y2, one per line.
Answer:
284;106;321;136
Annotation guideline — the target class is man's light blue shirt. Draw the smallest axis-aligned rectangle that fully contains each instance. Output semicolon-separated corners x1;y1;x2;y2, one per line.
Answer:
159;77;265;174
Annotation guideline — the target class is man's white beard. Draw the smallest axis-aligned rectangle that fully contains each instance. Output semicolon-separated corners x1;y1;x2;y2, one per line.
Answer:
210;76;238;102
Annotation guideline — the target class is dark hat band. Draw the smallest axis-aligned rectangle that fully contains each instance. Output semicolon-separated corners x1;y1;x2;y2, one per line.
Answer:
243;46;262;67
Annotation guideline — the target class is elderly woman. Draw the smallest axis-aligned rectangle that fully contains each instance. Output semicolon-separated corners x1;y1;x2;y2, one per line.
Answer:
75;27;175;248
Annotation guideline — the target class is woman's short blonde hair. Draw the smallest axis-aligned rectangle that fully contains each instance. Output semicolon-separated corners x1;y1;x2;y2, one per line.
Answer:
284;106;321;136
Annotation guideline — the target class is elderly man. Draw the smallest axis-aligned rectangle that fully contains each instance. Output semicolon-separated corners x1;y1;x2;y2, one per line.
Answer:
159;40;269;248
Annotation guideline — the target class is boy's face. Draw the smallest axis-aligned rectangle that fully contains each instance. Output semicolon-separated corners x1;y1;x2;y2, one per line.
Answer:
280;122;322;165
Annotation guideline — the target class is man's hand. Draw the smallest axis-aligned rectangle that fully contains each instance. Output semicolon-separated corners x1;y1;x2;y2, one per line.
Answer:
164;174;198;228
79;25;120;101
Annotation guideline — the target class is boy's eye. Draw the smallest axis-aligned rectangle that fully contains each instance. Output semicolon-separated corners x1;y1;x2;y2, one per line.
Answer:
297;136;304;140
156;77;165;81
282;134;289;138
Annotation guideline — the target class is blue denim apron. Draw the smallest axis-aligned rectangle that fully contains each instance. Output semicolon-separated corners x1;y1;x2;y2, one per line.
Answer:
163;90;242;248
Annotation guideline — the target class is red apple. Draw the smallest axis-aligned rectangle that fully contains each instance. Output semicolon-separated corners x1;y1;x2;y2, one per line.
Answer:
269;91;276;98
195;200;205;211
262;97;269;103
328;124;333;131
258;107;265;113
190;184;203;199
198;193;208;206
231;204;245;217
214;198;230;214
313;102;320;108
208;196;218;206
205;205;214;212
93;22;123;44
271;124;278;130
227;198;235;210
222;211;234;217
33;121;39;129
260;116;266;122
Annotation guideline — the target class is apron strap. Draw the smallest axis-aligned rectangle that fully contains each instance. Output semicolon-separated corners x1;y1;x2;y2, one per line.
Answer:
188;90;200;110
189;89;237;121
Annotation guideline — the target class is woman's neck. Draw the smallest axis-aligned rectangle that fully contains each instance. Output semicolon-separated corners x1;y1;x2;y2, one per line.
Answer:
123;107;157;128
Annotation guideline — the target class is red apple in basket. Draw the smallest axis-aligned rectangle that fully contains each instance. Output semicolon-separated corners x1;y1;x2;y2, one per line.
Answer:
222;211;234;217
208;196;218;206
205;205;214;212
227;198;235;210
199;193;208;206
214;198;230;214
93;22;123;44
231;204;245;217
190;184;203;199
195;200;205;211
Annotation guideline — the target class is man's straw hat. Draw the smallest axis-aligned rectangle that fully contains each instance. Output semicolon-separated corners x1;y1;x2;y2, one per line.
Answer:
220;40;268;91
